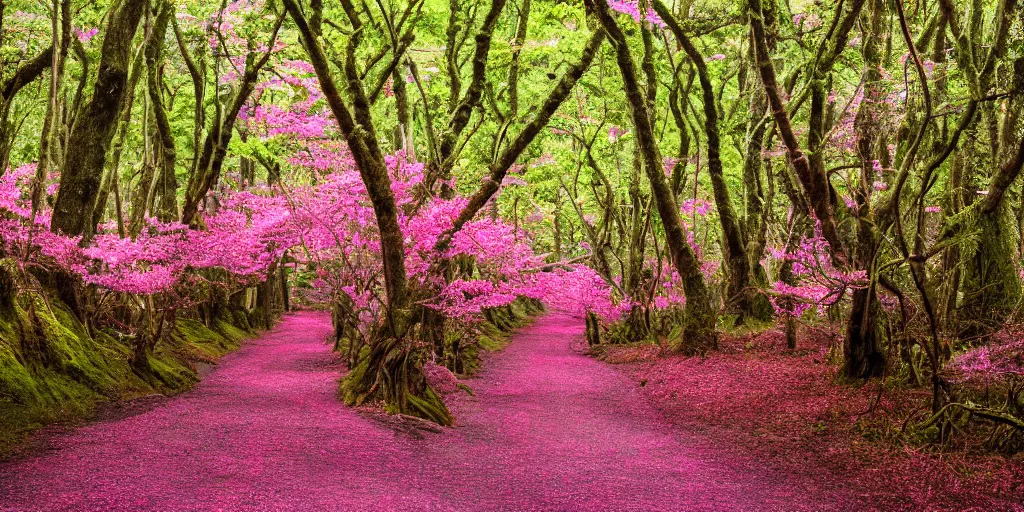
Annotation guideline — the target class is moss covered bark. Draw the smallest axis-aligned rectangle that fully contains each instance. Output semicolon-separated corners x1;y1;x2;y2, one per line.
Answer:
959;210;1022;339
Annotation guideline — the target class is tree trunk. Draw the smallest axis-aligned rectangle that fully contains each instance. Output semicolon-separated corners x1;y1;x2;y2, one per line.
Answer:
146;0;178;223
588;0;717;353
179;15;283;226
653;0;769;323
844;0;887;379
51;0;146;237
34;0;71;198
283;0;450;424
0;47;54;174
846;287;885;378
960;211;1022;338
746;0;865;256
958;36;1024;339
92;43;144;235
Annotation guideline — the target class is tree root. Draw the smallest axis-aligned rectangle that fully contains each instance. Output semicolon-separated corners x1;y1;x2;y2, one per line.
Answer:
915;402;1024;433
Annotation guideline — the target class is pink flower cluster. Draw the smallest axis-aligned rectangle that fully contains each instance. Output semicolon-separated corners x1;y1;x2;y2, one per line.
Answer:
1;165;293;295
767;227;867;317
608;0;665;28
283;149;613;327
949;336;1024;383
75;27;98;43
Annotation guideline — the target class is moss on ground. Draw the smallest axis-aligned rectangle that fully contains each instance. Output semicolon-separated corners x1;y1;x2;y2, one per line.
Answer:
456;299;542;375
0;292;256;457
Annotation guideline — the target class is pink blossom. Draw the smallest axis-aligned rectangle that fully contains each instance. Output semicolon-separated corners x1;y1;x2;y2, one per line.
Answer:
608;0;665;28
75;27;98;43
608;125;627;143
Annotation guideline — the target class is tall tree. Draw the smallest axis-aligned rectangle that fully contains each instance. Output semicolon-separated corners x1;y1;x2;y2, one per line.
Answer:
746;0;848;257
0;47;53;173
179;10;284;226
653;0;772;323
282;0;452;424
51;0;147;237
846;0;888;378
146;0;178;223
587;0;718;353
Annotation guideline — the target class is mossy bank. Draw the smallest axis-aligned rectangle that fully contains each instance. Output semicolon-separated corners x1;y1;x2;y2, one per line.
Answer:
0;289;257;457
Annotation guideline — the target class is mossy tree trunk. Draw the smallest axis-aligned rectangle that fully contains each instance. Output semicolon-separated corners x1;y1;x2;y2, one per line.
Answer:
146;0;178;223
654;0;772;324
91;43;144;237
51;0;147;238
132;296;172;377
589;0;718;353
960;210;1023;338
0;46;54;174
34;0;71;204
958;31;1024;338
621;150;651;341
739;83;774;324
844;0;886;379
746;0;857;255
283;0;451;424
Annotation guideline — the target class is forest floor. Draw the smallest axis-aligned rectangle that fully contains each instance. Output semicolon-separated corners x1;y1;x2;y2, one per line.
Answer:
0;311;1015;511
0;310;844;511
599;327;1024;511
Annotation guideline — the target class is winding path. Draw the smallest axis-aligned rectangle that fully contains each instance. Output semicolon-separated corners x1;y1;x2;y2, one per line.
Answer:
0;311;846;511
